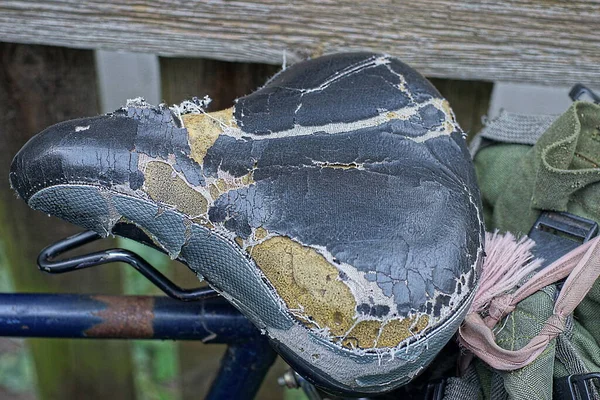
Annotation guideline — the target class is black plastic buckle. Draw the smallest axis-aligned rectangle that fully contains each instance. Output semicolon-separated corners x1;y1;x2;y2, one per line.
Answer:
555;373;600;400
424;379;446;400
528;211;599;267
569;84;600;104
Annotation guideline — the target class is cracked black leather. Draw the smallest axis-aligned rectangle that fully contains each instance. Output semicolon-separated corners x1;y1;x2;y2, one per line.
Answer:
10;52;484;395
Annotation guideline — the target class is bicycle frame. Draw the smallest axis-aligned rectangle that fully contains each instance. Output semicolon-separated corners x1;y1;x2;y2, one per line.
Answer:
0;230;277;400
3;209;595;400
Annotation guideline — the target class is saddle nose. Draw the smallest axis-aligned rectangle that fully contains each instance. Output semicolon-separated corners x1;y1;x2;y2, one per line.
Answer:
10;114;141;203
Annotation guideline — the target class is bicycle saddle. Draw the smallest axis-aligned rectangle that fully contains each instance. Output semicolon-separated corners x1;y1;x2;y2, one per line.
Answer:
10;52;483;395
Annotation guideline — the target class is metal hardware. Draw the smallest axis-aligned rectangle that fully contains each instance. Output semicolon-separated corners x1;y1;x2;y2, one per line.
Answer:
278;370;300;389
206;337;277;400
0;293;256;342
295;372;326;400
37;230;217;301
569;84;600;104
0;293;276;400
555;373;600;399
8;229;279;400
424;379;446;400
278;370;327;400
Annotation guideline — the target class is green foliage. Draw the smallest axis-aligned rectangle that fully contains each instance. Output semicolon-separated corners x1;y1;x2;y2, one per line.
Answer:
132;341;180;400
0;340;36;395
284;388;310;400
0;239;14;291
0;240;37;397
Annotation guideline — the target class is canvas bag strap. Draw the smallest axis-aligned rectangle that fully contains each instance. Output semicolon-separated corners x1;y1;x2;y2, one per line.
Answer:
458;235;600;371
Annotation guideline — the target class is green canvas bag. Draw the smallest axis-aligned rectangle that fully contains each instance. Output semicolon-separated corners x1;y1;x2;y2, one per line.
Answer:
444;101;600;400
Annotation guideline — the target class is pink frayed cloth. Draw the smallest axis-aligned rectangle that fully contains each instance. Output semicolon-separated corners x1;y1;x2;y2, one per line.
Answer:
458;232;600;371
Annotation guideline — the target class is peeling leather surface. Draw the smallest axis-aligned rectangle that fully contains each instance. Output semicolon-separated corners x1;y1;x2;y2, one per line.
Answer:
250;236;359;342
144;161;208;217
10;52;484;394
235;53;434;134
183;109;235;164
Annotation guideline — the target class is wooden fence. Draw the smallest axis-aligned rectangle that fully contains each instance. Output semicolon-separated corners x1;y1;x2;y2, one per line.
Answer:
0;1;598;399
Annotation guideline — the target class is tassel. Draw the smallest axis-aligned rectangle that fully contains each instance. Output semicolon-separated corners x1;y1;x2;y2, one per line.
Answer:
470;230;543;314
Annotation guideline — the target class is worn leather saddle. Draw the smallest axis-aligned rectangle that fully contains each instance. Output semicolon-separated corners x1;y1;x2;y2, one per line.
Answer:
10;53;483;395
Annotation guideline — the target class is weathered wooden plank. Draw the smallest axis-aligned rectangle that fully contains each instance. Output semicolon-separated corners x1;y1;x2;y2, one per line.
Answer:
1;0;599;85
0;43;136;400
160;56;285;400
161;57;280;107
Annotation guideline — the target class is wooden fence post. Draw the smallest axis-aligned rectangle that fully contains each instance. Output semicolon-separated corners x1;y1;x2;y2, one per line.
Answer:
0;43;136;400
159;56;289;400
429;78;494;141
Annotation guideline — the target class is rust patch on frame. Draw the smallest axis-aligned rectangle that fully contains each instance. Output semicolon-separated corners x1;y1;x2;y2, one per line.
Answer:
85;296;155;338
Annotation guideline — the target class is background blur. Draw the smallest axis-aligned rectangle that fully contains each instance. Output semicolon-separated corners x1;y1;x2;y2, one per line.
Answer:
0;45;583;400
0;1;598;398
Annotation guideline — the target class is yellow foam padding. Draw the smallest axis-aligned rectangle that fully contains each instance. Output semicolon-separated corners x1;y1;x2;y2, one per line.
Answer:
183;108;236;165
143;161;208;217
250;236;429;349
